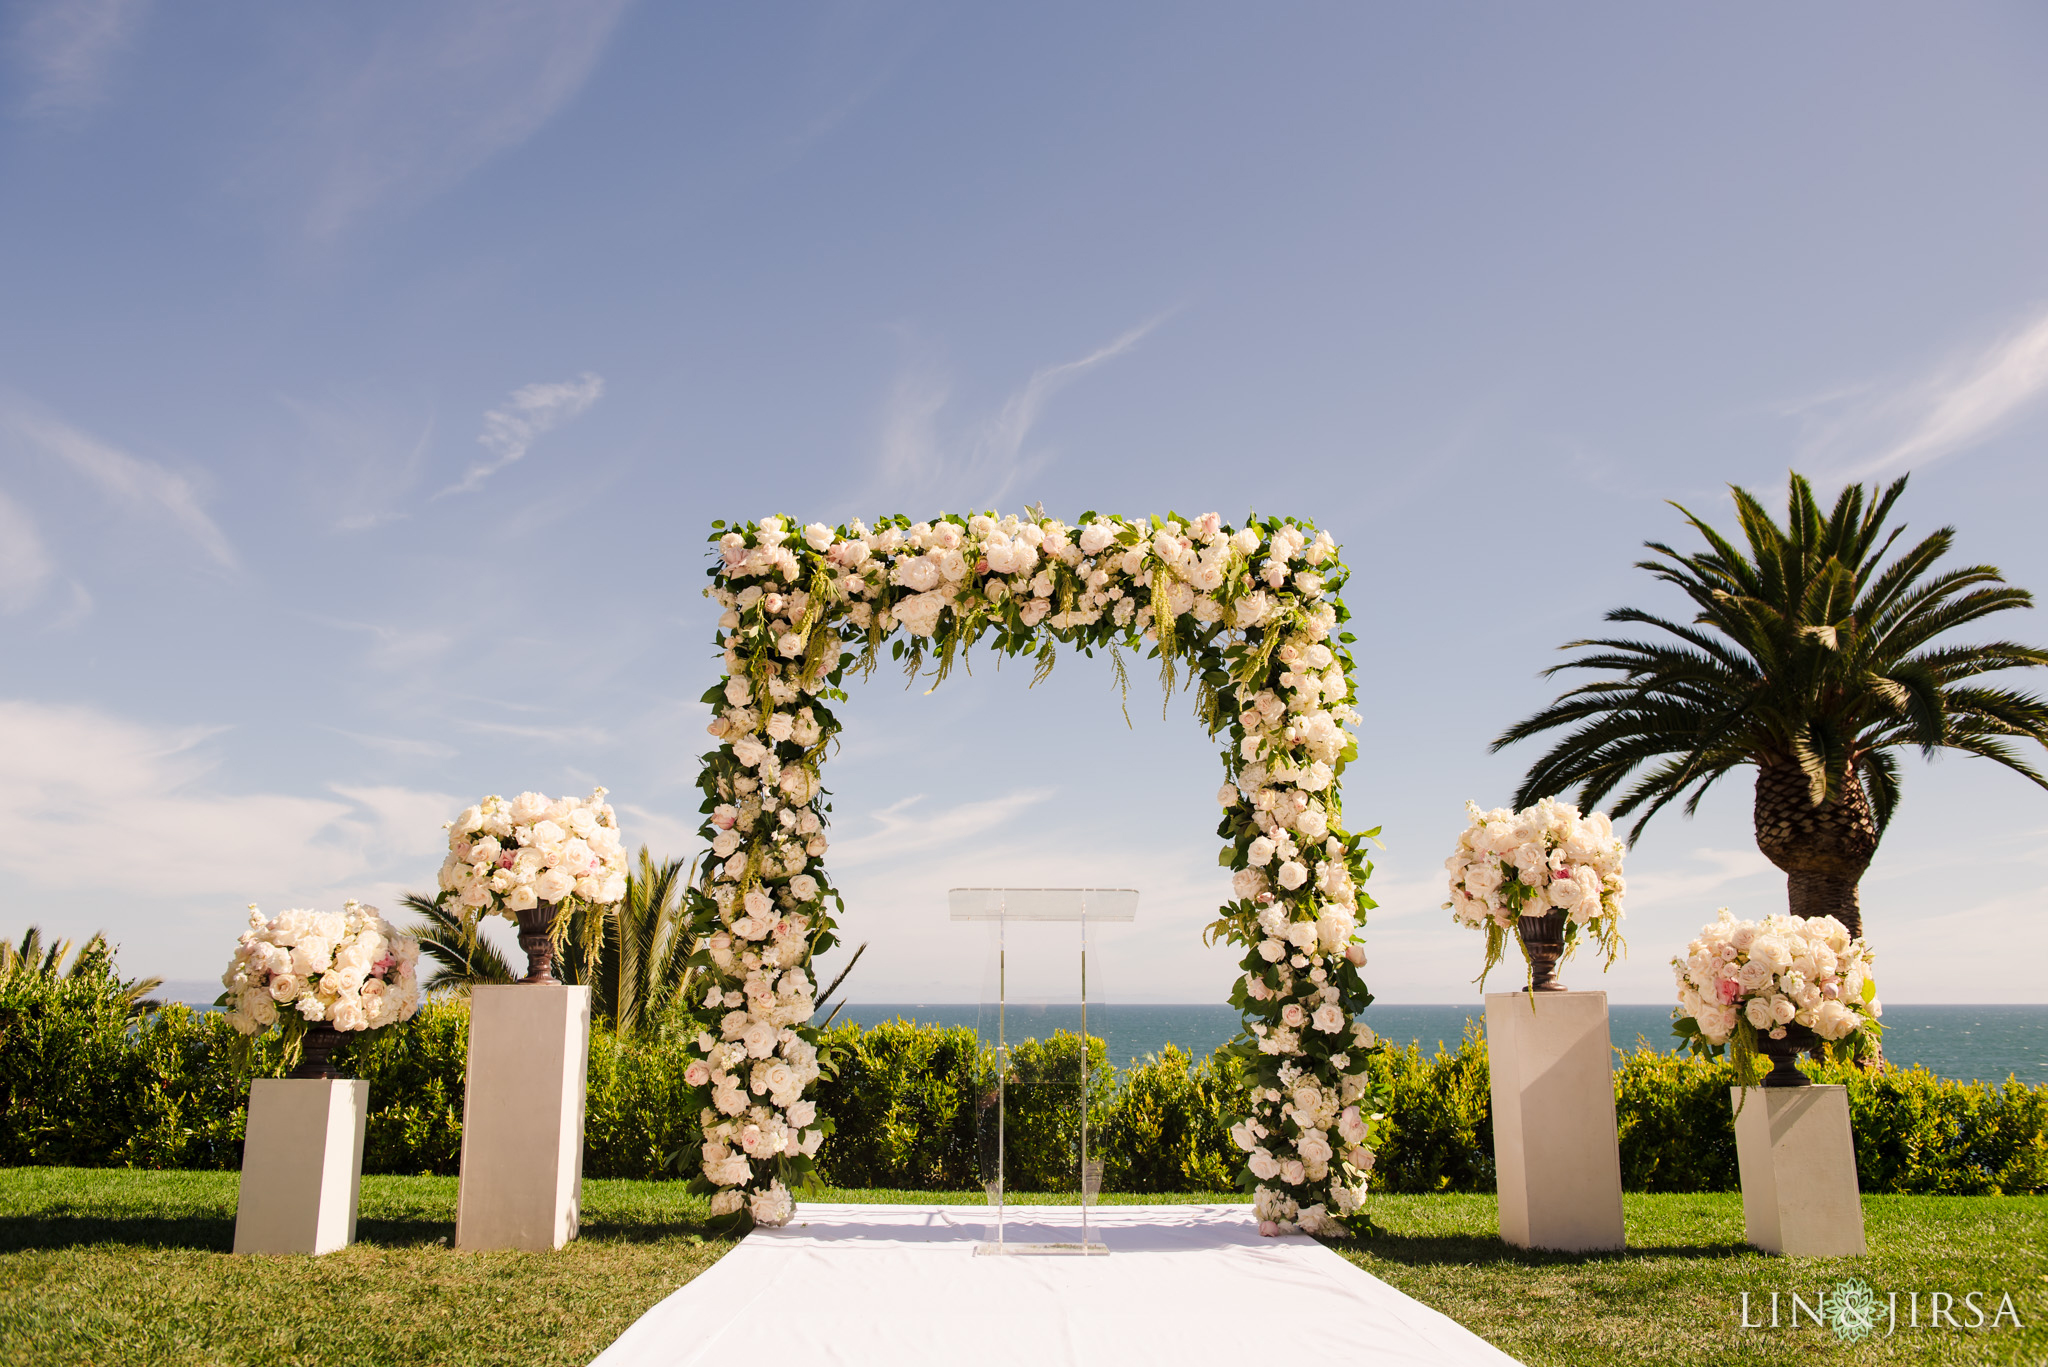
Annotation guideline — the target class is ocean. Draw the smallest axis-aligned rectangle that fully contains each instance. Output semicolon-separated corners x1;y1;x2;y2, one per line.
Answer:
834;1002;2048;1086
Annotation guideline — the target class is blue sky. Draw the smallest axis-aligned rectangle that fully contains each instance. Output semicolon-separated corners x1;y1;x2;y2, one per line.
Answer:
3;2;2046;1005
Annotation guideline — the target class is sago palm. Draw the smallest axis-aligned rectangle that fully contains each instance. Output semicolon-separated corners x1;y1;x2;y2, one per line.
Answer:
1494;472;2048;938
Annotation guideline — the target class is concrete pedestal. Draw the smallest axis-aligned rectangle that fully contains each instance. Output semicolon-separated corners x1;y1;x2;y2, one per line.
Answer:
456;984;592;1251
1732;1085;1866;1256
1485;991;1625;1252
233;1078;369;1255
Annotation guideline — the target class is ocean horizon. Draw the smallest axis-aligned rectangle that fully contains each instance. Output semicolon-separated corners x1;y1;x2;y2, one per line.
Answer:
832;1001;2048;1087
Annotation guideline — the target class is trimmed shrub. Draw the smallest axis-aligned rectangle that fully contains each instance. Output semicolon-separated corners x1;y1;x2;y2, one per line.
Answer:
3;963;2043;1195
808;1019;982;1190
1097;1045;1249;1193
1363;1028;1496;1193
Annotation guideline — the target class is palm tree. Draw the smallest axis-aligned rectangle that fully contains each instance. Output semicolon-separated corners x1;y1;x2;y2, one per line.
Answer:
400;847;699;1039
399;894;517;991
1494;472;2048;939
1;926;163;1013
604;848;698;1039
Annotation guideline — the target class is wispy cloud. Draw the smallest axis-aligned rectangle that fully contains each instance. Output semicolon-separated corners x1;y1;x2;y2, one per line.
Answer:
292;0;632;240
0;487;53;612
282;394;436;533
439;373;604;497
873;319;1164;508
310;617;452;671
11;0;150;119
0;697;452;896
454;718;612;748
2;401;236;568
322;727;458;761
1789;305;2048;478
830;790;1055;868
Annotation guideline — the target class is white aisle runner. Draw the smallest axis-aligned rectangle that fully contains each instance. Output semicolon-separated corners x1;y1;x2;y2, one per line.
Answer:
591;1204;1523;1367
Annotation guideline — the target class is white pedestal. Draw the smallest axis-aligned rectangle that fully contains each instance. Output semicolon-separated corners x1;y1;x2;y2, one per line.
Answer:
456;984;592;1251
1731;1085;1866;1256
1485;991;1625;1252
233;1078;369;1255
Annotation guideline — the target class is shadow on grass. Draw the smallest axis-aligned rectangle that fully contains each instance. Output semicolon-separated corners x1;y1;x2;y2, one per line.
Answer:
1330;1229;1751;1267
574;1219;730;1246
0;1213;727;1253
0;1214;239;1253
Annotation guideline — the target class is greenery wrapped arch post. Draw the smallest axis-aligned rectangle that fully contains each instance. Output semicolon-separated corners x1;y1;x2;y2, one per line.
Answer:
683;510;1389;1233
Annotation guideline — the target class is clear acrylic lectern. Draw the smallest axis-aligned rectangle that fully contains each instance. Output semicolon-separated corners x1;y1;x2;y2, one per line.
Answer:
949;886;1138;1256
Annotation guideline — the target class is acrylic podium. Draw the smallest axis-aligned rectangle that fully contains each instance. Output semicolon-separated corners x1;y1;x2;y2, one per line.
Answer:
950;887;1138;1255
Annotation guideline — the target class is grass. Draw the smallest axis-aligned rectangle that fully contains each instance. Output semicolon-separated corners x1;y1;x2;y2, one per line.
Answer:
0;1168;732;1367
1;1169;2041;1366
1334;1193;2047;1367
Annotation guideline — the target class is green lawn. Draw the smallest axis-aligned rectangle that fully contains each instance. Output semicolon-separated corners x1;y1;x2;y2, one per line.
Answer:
0;1169;2040;1366
1332;1193;2045;1367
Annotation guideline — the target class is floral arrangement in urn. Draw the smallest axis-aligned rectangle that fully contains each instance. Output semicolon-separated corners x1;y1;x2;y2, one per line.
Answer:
220;902;423;1075
690;509;1384;1235
1672;907;1881;1086
437;789;630;916
1444;798;1626;991
436;789;629;982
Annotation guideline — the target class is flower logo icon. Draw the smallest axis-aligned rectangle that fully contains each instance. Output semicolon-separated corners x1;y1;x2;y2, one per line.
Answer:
1827;1278;1880;1343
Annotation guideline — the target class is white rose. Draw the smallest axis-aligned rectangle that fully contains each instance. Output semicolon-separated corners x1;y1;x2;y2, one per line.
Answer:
803;523;834;552
1277;860;1308;890
742;1020;779;1058
1248;837;1276;867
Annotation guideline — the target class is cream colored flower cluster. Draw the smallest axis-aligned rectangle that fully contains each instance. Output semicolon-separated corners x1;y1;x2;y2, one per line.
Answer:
221;901;422;1035
1444;797;1626;931
1674;908;1879;1045
1212;554;1377;1238
696;509;1375;1232
436;789;629;920
707;512;1341;653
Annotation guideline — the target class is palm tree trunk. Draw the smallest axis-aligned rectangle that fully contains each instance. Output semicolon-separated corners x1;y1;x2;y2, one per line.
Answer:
1751;760;1878;940
1752;759;1886;1069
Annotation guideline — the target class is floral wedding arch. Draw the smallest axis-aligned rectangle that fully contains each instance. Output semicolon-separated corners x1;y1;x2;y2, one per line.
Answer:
683;509;1386;1234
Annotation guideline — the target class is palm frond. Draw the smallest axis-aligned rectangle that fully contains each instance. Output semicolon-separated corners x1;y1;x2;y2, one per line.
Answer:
1495;469;2048;851
401;893;517;991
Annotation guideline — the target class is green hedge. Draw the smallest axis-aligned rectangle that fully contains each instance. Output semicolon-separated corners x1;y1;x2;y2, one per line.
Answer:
3;964;2043;1194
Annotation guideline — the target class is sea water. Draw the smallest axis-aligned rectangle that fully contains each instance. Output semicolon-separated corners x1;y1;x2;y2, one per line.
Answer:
835;1002;2048;1085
